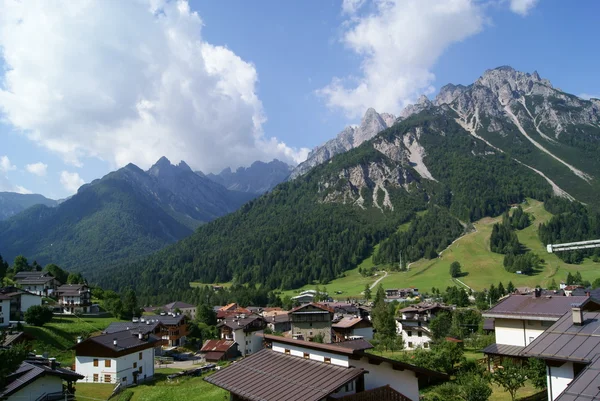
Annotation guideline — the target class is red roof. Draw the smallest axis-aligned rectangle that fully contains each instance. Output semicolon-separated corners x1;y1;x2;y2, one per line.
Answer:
201;339;235;353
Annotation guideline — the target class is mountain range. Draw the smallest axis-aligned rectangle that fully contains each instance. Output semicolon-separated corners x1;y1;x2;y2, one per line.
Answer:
0;192;58;221
89;66;600;301
202;159;293;194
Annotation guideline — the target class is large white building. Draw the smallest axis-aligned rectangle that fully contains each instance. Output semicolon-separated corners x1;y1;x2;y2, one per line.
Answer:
74;329;158;386
482;292;590;366
396;302;451;350
0;286;42;320
56;284;92;314
206;334;448;401
0;294;10;327
218;314;266;356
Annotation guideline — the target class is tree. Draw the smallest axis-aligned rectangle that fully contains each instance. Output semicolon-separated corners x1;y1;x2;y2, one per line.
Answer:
527;359;547;390
67;272;85;284
364;284;372;301
498;282;505;296
24;305;54;326
548;278;558;290
566;272;575;285
0;254;8;279
122;288;140;319
430;311;452;340
488;284;500;305
44;264;69;284
0;340;28;389
12;255;29;273
458;373;492;401
592;278;600;289
492;360;527;401
196;304;217;326
450;261;462;278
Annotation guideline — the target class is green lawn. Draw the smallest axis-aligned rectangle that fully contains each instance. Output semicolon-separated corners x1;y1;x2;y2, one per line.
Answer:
75;383;114;400
24;316;123;366
127;370;228;401
189;281;232;289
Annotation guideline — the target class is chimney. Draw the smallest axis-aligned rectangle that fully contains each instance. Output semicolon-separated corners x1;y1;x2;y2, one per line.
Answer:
572;305;584;326
534;288;542;298
76;336;83;344
49;358;56;370
138;332;143;340
113;338;118;347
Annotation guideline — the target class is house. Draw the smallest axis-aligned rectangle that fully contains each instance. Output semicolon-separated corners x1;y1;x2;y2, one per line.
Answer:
205;334;447;401
218;314;266;356
291;289;330;304
103;318;165;350
1;357;84;401
14;271;61;297
290;303;334;343
200;339;239;362
332;316;374;342
55;284;92;314
146;301;197;320
0;286;43;320
143;314;189;347
385;288;419;300
2;331;33;347
0;294;10;327
482;292;590;367
396;302;452;350
74;329;158;385
265;312;291;333
216;303;252;320
521;298;600;400
323;302;371;320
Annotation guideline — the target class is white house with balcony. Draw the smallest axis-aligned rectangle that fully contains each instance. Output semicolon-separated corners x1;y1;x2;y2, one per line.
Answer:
74;329;158;386
56;284;91;314
217;314;266;356
396;302;452;350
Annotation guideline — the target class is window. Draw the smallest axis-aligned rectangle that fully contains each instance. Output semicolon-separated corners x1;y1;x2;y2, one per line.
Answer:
324;357;331;364
529;336;535;344
303;353;310;359
417;331;422;337
407;331;412;337
345;381;354;392
139;352;143;360
408;342;413;348
542;320;553;327
528;320;536;326
133;362;137;369
93;374;98;382
0;317;3;324
285;349;290;355
423;342;429;349
105;359;111;368
93;359;98;367
104;375;111;383
139;367;142;373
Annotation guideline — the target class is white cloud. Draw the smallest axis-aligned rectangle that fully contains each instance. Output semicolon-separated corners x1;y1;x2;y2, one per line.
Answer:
60;171;85;194
0;1;308;173
25;162;48;177
342;0;367;15
0;155;30;193
0;156;16;173
579;93;600;101
509;0;539;16
318;0;486;118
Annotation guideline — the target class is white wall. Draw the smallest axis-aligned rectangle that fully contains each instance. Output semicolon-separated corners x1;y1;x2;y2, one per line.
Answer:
547;362;574;401
7;375;63;401
20;293;41;313
353;356;420;401
76;348;154;385
271;342;349;367
0;299;10;326
495;318;550;346
403;330;431;350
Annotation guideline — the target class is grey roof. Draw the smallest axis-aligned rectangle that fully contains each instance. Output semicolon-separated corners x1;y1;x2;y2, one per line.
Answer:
522;310;600;363
2;332;29;347
76;330;159;353
205;348;365;401
143;314;186;325
555;354;600;401
483;343;526;357
13;271;52;279
56;284;89;296
332;339;374;351
483;295;591;320
1;361;83;397
104;320;162;335
164;301;195;310
16;276;56;285
218;314;265;330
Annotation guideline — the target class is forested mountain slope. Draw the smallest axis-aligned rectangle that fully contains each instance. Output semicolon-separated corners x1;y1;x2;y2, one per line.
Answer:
0;158;255;272
0;192;58;221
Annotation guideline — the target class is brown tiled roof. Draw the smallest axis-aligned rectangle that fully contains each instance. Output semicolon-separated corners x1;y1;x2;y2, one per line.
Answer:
74;330;159;354
400;302;450;314
205;348;365;401
522;309;600;363
332;316;369;329
1;361;83;398
483;295;593;320
201;339;236;353
290;302;334;314
218;314;265;330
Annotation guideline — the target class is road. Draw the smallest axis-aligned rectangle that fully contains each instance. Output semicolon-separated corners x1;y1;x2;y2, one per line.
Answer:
369;270;388;290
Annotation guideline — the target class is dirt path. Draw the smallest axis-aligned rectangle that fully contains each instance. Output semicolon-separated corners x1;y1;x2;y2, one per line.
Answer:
369;270;388;290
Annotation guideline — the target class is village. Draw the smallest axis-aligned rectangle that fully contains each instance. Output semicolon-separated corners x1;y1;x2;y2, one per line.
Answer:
1;267;599;401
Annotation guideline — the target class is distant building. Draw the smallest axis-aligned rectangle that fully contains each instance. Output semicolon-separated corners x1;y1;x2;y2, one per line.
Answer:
396;302;451;350
103;318;165;350
218;314;266;356
385;288;419;300
206;334;447;401
157;301;197;320
74;329;158;385
200;339;239;362
0;294;10;327
1;357;83;401
482;292;592;368
143;314;189;347
14;271;61;297
290;303;334;343
0;286;43;320
332;316;373;342
55;284;92;314
265;312;291;333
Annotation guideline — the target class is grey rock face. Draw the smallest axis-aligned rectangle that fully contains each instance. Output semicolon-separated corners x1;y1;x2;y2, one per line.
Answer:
290;108;395;179
204;159;293;194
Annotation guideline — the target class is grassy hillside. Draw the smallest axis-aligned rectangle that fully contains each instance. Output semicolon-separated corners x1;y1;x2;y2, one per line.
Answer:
24;316;122;366
290;199;599;298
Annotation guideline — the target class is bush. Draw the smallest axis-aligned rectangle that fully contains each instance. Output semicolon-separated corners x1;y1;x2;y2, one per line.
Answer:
24;305;54;327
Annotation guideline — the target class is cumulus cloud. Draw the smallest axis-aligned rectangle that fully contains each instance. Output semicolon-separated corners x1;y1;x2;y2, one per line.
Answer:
0;0;308;173
26;162;48;177
342;0;367;15
0;155;30;193
60;171;85;194
579;93;600;101
318;0;486;118
0;156;16;173
509;0;539;16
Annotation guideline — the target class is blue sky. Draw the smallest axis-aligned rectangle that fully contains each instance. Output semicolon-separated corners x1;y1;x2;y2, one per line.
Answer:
0;0;599;199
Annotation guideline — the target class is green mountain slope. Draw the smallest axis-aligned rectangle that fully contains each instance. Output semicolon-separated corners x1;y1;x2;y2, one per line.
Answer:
0;192;58;221
0;158;255;272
